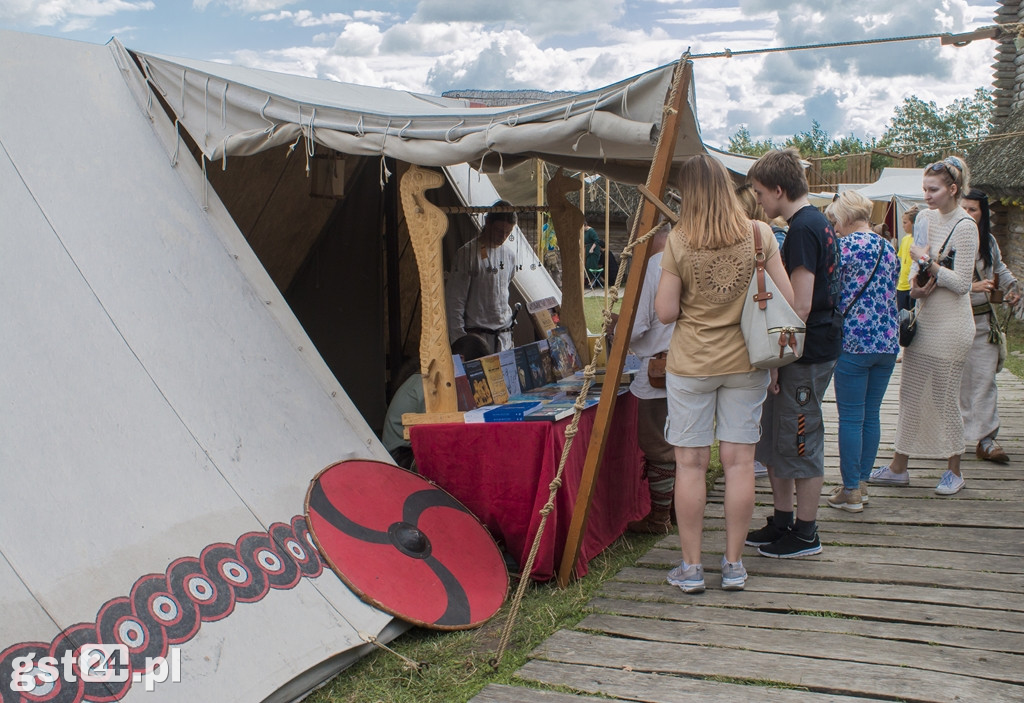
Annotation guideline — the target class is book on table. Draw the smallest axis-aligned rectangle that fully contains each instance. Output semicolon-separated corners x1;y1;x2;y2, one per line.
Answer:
463;358;493;407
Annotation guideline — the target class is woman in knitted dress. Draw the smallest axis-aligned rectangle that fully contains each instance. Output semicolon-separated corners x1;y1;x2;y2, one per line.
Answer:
960;189;1020;463
655;155;795;593
869;156;978;496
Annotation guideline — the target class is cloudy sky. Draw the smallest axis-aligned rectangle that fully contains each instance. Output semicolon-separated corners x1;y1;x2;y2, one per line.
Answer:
0;0;1000;148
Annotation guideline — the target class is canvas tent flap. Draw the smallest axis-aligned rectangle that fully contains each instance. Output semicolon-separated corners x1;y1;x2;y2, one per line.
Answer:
129;40;706;183
1;30;396;703
854;167;925;202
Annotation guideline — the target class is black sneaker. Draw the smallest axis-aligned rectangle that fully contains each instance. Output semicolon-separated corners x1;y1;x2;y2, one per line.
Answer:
745;516;789;547
757;529;822;558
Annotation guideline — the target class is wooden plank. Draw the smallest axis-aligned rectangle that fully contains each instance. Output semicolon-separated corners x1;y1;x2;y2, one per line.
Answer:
514;660;889;703
598;581;1024;632
612;566;1024;612
636;549;1024;592
579;613;1024;684
556;59;694;587
532;629;1024;703
546;169;588;365
587;596;1024;653
471;684;608;703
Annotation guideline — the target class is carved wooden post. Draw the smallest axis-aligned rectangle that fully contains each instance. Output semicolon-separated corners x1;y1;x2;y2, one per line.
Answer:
546;169;589;365
399;165;457;415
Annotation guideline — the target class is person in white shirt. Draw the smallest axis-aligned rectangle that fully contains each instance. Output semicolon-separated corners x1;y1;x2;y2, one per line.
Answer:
446;202;520;353
613;224;676;533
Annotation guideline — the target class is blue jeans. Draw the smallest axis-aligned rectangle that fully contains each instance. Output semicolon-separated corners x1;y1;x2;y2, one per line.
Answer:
833;352;897;489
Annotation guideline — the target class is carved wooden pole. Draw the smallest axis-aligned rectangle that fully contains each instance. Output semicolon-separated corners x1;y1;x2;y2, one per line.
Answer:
399;165;457;415
546;169;589;365
557;58;693;587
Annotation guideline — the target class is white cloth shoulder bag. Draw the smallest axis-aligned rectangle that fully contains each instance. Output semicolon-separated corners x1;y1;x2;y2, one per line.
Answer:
740;223;805;369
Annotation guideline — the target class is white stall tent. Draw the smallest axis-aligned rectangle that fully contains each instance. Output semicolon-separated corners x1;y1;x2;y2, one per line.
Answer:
0;30;398;703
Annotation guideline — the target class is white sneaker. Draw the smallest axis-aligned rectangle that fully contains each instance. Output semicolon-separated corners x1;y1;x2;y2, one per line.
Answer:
935;470;965;496
753;460;768;477
868;465;909;486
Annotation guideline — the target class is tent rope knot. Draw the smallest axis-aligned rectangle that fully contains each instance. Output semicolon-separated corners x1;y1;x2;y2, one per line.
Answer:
358;631;424;671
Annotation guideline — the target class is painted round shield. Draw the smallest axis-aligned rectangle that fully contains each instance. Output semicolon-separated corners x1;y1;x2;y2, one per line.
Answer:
305;459;508;630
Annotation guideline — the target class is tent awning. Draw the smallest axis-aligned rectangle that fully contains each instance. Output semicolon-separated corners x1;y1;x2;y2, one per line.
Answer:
127;40;706;184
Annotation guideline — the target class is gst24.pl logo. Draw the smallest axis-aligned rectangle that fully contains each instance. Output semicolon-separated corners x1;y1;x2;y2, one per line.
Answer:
10;644;180;693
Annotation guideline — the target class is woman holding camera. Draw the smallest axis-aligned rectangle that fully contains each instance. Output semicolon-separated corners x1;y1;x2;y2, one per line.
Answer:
960;189;1020;463
869;156;978;496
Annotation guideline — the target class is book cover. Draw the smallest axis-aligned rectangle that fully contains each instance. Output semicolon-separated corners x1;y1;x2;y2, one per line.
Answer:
523;399;594;422
524;341;548;389
538;340;556;385
547;327;580;379
453;355;476;411
464;359;492;407
483;400;542;422
498;349;521;397
513;346;533;392
480;354;509;404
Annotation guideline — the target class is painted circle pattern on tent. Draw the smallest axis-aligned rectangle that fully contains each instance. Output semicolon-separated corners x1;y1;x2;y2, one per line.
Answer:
0;515;322;703
306;460;508;630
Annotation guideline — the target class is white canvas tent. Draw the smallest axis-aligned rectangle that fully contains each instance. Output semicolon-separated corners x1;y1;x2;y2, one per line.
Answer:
853;167;926;224
1;29;712;702
0;31;398;703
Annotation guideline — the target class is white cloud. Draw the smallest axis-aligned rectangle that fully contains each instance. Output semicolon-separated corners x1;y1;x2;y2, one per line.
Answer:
411;0;625;38
331;21;383;57
193;0;296;11
0;0;154;28
258;10;351;26
353;10;399;24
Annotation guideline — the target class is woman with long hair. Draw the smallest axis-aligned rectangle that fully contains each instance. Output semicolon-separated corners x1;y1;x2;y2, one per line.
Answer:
655;154;795;593
869;156;978;496
960;189;1020;463
824;192;900;512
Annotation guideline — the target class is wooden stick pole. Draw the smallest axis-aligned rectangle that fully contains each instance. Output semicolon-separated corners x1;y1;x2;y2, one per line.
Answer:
556;58;692;587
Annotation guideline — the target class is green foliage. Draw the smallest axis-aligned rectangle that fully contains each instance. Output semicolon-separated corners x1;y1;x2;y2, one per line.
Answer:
724;88;994;166
728;125;776;157
878;87;994;164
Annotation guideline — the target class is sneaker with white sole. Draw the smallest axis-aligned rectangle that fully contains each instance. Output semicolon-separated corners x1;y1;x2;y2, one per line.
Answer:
758;529;822;558
868;465;910;486
753;460;768;477
720;557;747;591
827;487;863;512
745;516;789;546
666;561;705;593
935;470;965;496
859;481;870;504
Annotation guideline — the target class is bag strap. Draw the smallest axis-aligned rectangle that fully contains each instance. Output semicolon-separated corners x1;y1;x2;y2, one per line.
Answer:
936;216;972;259
751;222;772;310
842;238;885;316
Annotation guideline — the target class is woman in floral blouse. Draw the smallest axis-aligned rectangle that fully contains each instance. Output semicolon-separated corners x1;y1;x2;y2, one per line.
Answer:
825;191;900;512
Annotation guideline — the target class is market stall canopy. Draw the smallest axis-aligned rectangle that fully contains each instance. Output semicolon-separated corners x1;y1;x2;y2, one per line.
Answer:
854;167;926;203
132;41;706;184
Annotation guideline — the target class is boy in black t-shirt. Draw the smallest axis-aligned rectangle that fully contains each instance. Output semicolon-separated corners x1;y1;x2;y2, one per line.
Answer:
745;149;842;558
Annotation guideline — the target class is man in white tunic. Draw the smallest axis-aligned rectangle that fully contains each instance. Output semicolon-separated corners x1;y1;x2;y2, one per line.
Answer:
446;203;520;353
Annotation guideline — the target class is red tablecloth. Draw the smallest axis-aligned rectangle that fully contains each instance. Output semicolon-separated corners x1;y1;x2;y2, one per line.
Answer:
410;392;648;581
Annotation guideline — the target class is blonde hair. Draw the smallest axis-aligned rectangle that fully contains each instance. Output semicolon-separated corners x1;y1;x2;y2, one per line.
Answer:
923;156;970;200
734;183;767;222
829;190;873;228
676;154;748;249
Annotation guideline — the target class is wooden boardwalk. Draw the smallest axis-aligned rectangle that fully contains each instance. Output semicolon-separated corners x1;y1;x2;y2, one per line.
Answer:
472;366;1024;703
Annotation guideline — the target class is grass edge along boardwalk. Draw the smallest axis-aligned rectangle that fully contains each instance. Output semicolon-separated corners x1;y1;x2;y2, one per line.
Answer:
471;364;1024;703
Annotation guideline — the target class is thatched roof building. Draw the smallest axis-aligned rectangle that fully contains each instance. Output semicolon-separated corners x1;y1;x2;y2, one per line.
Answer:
969;0;1024;273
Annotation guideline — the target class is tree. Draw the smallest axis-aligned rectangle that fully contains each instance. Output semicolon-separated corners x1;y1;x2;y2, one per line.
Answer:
727;126;775;157
879;88;993;164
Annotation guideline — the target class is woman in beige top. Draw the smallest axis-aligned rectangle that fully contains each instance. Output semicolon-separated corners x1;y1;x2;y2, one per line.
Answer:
655;155;795;593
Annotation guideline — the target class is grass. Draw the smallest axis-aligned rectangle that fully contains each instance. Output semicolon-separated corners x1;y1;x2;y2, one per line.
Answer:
306;530;662;703
1000;311;1024;379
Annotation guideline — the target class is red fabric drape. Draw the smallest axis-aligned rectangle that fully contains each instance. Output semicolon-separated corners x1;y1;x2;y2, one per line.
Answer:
411;392;647;581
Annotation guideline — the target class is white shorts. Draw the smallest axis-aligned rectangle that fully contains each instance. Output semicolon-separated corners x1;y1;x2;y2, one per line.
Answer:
665;370;770;447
